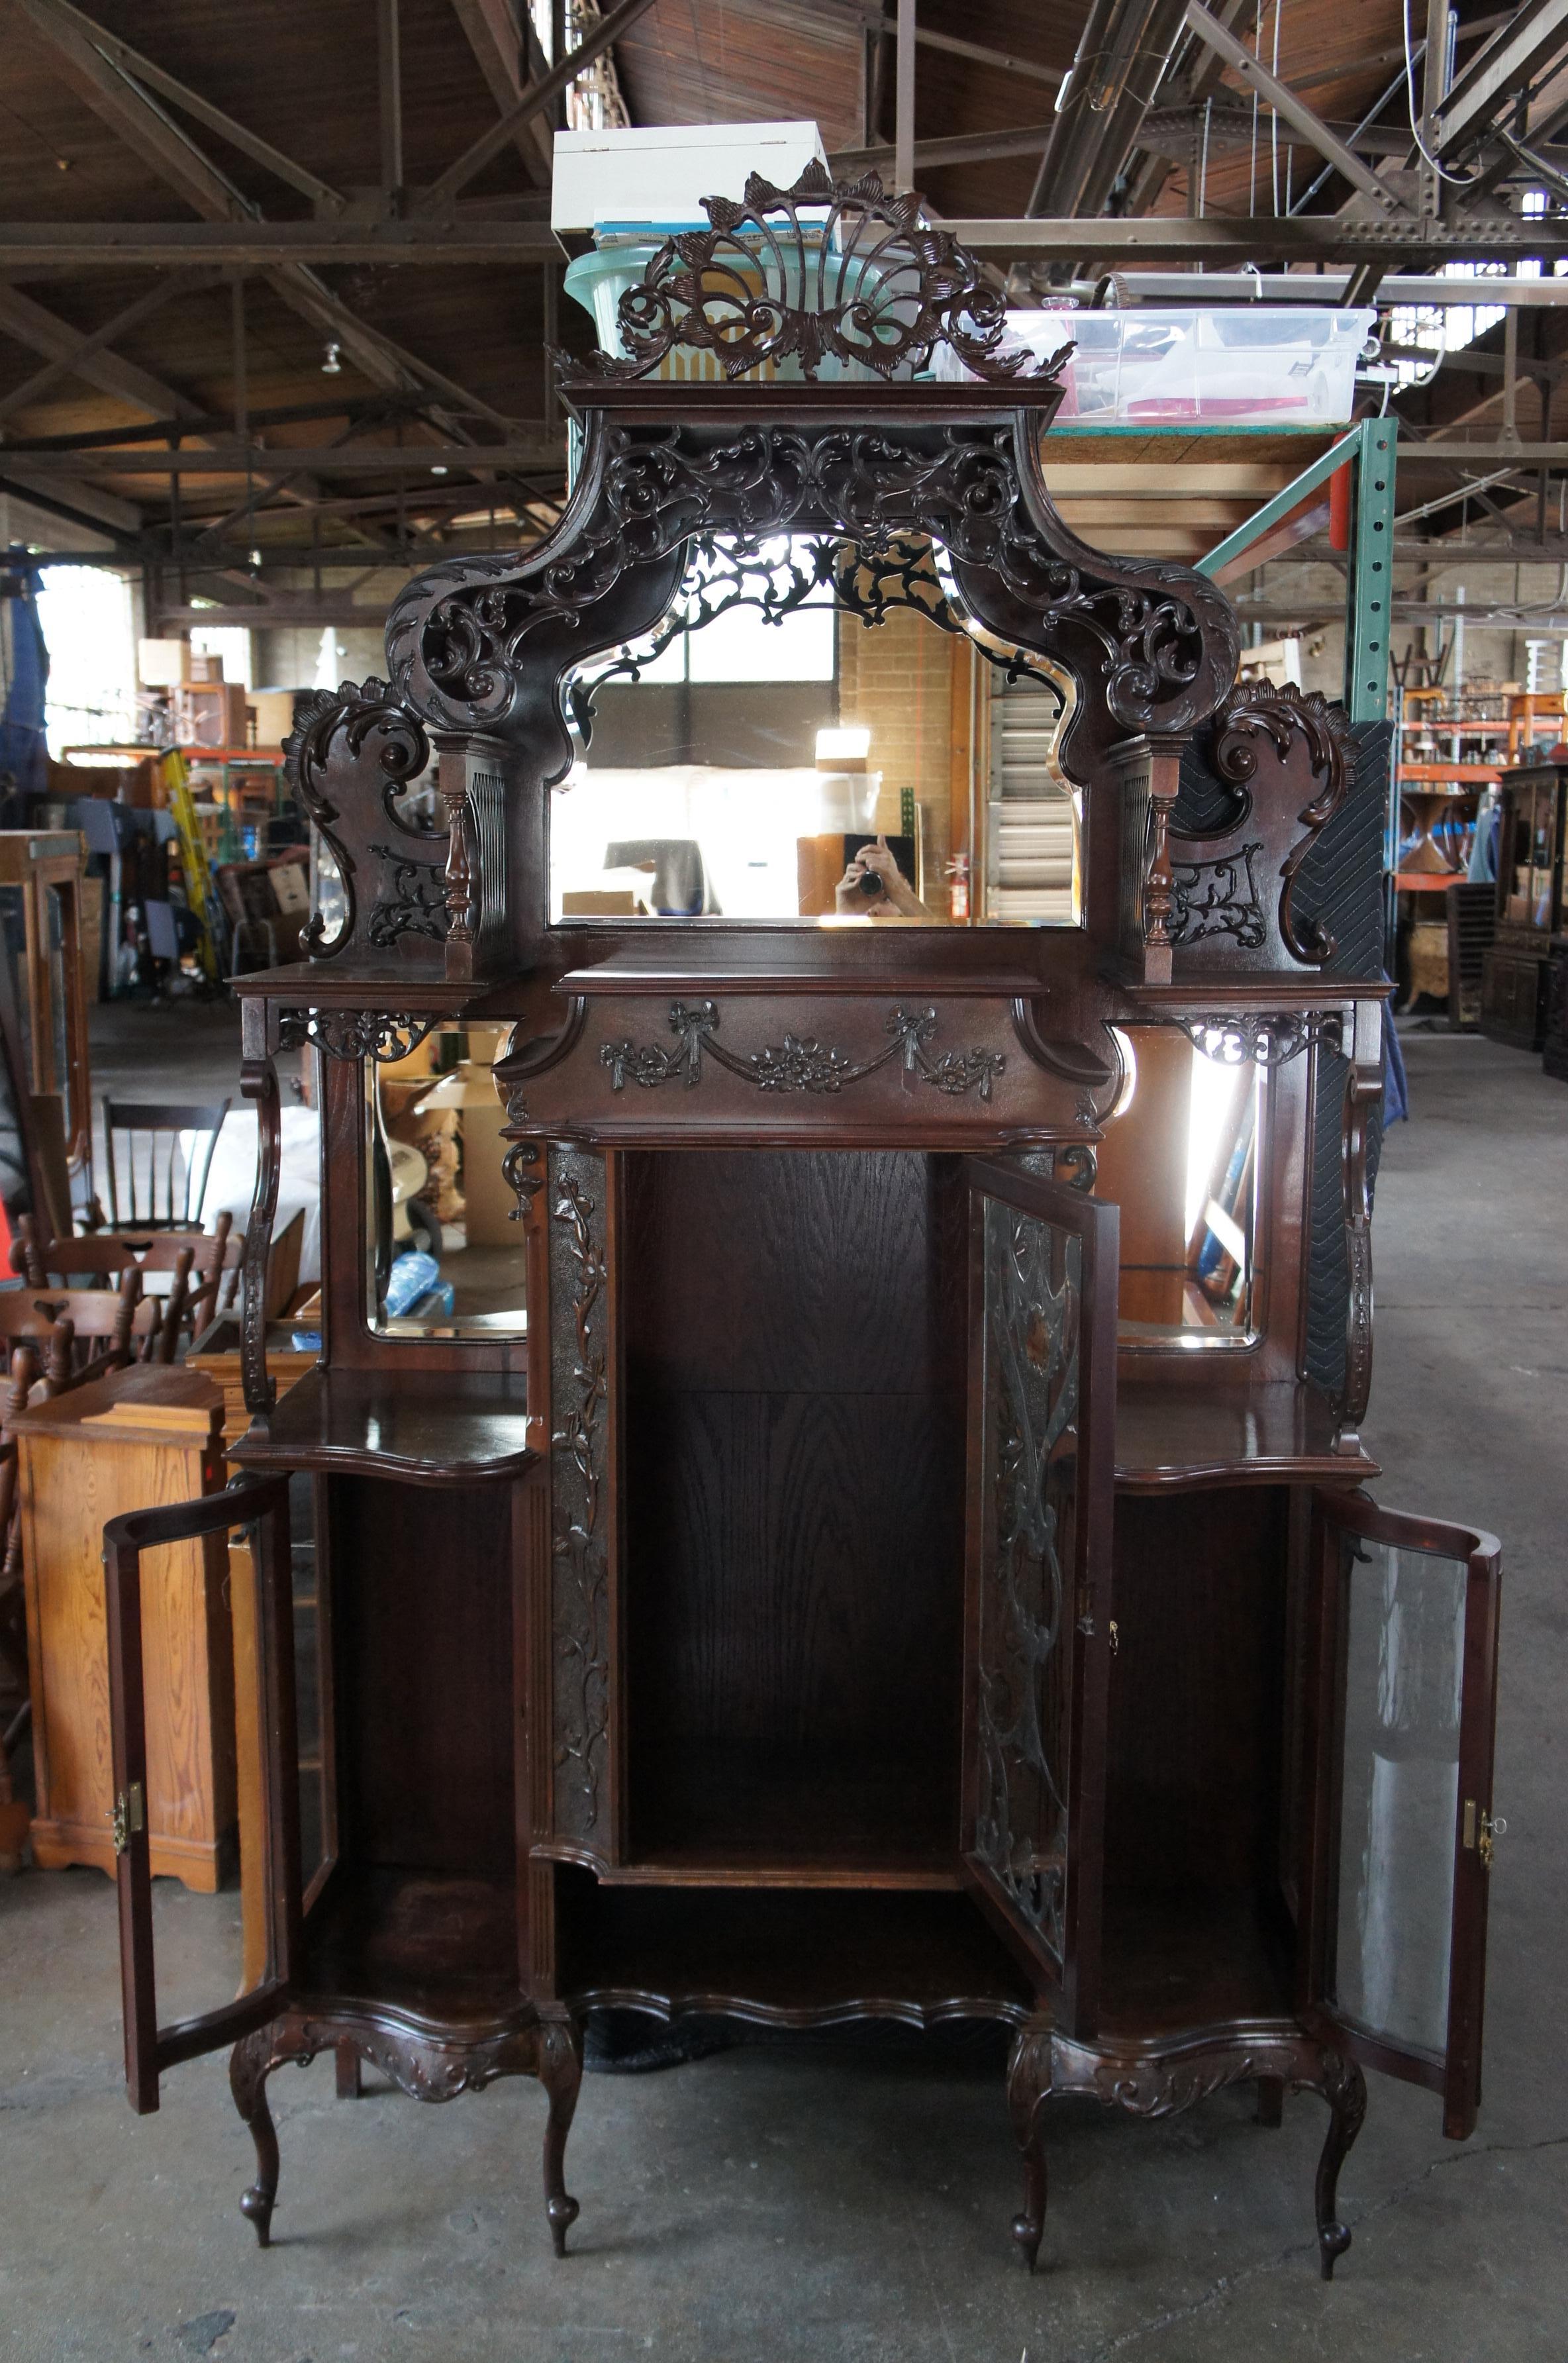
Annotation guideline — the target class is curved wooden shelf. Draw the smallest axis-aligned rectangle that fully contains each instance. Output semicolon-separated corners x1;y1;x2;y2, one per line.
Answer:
229;1366;535;1485
1114;1377;1377;1491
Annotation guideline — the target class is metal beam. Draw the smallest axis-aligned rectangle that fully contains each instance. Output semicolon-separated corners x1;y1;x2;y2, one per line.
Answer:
10;442;564;473
0;272;219;425
10;4;509;420
1436;0;1568;163
444;0;553;181
0;283;204;421
9;0;344;212
832;125;1055;176
379;0;403;195
0;221;562;269
940;215;1568;263
910;25;1062;88
420;0;659;212
1181;0;1406;210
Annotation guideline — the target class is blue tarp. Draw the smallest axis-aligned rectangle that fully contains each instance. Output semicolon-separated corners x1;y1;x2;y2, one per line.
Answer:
0;552;48;798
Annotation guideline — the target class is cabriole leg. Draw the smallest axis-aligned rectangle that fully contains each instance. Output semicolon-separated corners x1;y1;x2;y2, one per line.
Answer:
1005;2017;1052;2272
1312;2049;1368;2280
229;2027;281;2249
538;2015;582;2258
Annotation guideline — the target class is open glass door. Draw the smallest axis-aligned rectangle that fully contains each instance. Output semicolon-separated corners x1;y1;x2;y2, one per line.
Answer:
1312;1491;1502;2140
961;1158;1119;2036
104;1474;300;2112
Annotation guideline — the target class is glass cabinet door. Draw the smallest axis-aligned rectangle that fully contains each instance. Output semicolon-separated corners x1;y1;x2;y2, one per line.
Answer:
1312;1491;1502;2139
961;1158;1119;2035
103;1477;300;2111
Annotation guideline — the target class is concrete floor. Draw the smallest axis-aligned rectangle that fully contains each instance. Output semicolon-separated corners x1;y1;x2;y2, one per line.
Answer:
1;1020;1563;2362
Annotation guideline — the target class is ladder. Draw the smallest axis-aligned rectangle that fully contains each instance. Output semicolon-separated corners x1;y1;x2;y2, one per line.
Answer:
162;749;223;984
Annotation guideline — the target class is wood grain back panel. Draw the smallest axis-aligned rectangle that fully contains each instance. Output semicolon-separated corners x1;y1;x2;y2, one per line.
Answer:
328;1475;514;1880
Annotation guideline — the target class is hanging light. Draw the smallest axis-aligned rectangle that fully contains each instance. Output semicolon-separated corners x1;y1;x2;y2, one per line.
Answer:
322;341;342;375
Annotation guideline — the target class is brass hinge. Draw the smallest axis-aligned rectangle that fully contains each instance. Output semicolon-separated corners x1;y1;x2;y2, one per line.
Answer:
1463;1798;1508;1868
111;1782;144;1856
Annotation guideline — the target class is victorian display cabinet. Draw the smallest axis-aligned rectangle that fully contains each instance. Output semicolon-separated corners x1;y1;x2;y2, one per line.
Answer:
101;170;1503;2282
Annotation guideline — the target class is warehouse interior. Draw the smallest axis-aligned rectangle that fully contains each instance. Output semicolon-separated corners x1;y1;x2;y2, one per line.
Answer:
0;4;1565;2359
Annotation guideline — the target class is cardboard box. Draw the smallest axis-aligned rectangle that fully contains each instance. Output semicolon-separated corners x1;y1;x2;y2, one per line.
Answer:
138;637;189;687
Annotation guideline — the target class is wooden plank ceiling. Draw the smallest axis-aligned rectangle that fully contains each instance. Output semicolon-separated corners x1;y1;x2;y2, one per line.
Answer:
0;0;1530;584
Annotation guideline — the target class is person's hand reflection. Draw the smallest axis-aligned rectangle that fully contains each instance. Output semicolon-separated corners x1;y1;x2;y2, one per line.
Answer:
833;834;928;917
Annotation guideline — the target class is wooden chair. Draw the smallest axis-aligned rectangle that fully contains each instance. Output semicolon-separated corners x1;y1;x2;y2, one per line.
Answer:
102;1096;231;1231
14;1211;236;1360
0;1270;157;1385
0;1340;41;1807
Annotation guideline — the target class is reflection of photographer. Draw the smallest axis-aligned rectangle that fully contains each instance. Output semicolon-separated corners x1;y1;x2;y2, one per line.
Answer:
835;834;930;917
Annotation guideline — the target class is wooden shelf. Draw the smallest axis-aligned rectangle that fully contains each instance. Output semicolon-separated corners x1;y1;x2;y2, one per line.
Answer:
303;1865;524;2027
230;1366;534;1485
563;1885;1036;2028
1114;1377;1376;1491
609;1748;961;1890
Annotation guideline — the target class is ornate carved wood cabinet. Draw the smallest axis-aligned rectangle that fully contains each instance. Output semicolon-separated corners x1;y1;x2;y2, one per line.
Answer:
101;172;1503;2282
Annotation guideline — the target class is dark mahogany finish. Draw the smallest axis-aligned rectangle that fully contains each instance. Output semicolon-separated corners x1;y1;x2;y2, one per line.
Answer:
99;172;1502;2285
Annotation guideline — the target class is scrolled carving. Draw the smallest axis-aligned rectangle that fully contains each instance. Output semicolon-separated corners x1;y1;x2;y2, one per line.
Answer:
549;1156;611;1838
1210;683;1352;965
276;1009;438;1064
1176;1011;1344;1067
1340;1065;1381;1432
1012;2027;1368;2280
283;679;432;959
565;161;1071;387
599;1000;1005;1101
502;1140;543;1219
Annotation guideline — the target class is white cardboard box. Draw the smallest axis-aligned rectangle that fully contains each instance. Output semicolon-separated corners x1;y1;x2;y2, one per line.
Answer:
552;121;827;234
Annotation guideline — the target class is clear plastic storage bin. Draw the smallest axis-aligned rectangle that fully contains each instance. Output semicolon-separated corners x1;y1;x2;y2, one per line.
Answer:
934;306;1375;424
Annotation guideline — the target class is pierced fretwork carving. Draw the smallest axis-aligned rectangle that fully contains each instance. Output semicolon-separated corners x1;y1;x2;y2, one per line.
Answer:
571;532;1064;739
1211;683;1352;966
1169;842;1266;948
275;1010;438;1064
389;421;1237;740
562;162;1071;387
548;1154;611;1841
973;1200;1082;1964
1176;1011;1345;1067
599;1001;1005;1101
365;846;450;948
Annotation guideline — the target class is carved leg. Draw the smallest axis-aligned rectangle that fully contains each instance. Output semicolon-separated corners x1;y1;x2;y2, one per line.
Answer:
538;2015;582;2259
1005;2017;1053;2272
1312;2048;1367;2280
1256;2075;1285;2128
335;2038;362;2100
229;2027;281;2250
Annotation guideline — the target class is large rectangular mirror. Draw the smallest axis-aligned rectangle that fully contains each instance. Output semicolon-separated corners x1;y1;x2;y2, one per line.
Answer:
552;533;1082;930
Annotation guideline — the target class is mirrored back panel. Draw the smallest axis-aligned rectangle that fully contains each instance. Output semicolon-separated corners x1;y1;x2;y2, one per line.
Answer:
364;1025;526;1340
552;532;1081;930
1098;1026;1263;1346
